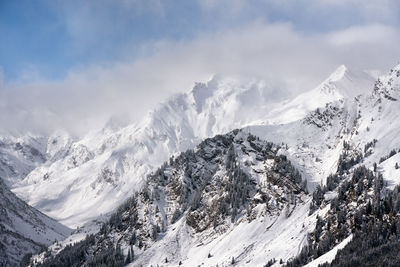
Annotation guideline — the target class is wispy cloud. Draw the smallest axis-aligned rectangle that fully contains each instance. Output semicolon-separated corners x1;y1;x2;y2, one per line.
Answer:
1;1;400;136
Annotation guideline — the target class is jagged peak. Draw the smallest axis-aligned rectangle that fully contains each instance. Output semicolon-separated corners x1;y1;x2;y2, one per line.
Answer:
317;65;374;99
372;62;400;98
46;129;73;158
327;64;348;82
189;74;264;114
317;65;349;96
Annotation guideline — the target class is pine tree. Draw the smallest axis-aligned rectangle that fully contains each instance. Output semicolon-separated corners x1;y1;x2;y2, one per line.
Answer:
130;246;134;261
125;249;131;264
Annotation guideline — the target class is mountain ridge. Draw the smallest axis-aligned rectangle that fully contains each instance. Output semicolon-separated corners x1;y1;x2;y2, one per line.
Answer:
7;65;376;228
5;63;400;266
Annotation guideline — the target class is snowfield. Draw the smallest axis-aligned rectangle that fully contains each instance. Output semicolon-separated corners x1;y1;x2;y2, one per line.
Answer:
4;64;400;266
304;235;353;267
9;65;375;228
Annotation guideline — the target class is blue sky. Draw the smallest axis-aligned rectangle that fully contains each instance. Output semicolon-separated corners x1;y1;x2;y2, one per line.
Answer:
1;0;246;81
2;0;399;82
1;0;400;135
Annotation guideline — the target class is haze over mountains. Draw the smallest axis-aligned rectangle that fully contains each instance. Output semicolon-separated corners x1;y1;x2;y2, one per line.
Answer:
4;65;374;228
4;63;400;265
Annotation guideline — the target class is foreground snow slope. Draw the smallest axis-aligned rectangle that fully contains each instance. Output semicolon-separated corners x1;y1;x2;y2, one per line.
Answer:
304;235;353;267
12;66;374;228
132;195;315;267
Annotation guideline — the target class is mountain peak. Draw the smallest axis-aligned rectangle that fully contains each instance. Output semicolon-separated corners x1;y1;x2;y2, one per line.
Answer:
328;64;348;82
317;65;374;99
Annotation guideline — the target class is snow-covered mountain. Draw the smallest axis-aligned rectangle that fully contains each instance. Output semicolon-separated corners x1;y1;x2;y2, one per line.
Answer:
0;179;71;266
35;61;400;265
7;63;400;266
264;65;374;124
0;134;47;186
10;66;375;228
33;130;314;266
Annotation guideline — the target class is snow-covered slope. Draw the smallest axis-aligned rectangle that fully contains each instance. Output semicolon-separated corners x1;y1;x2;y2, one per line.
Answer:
324;64;400;186
35;130;315;266
304;235;353;267
263;65;374;125
21;63;400;266
11;66;374;228
0;134;47;186
0;179;71;267
241;64;400;193
248;97;359;191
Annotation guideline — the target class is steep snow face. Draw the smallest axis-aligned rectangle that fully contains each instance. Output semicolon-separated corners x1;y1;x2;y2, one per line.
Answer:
14;64;400;266
132;198;314;267
36;130;315;267
372;64;400;101
248;98;360;191
247;64;400;193
304;235;353;267
8;77;284;227
0;135;47;186
352;64;400;186
45;130;74;162
264;65;374;124
11;66;374;228
0;180;71;266
318;65;374;99
294;64;400;190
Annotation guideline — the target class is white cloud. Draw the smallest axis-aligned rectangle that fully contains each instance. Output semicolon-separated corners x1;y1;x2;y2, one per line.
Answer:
2;21;400;136
198;0;400;26
326;24;397;45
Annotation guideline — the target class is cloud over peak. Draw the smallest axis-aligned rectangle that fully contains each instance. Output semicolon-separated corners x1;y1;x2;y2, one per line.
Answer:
1;1;400;136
